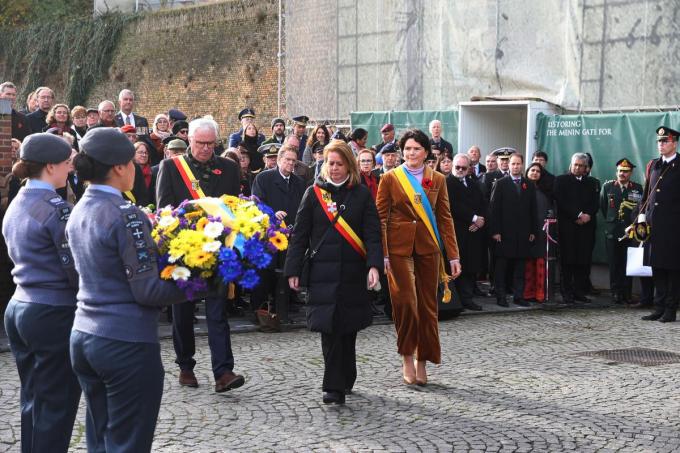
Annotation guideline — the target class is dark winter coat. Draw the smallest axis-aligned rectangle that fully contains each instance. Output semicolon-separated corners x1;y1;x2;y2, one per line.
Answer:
446;174;487;273
528;185;555;258
642;154;680;270
489;175;538;258
553;173;599;265
251;168;305;228
284;180;383;334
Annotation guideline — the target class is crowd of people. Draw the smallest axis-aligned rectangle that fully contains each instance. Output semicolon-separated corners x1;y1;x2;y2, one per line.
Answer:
1;80;679;452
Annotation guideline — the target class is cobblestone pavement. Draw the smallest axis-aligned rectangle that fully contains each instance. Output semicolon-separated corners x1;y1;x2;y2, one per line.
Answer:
1;308;679;452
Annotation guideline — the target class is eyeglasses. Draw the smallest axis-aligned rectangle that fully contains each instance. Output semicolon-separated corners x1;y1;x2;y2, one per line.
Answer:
179;129;188;134
194;141;215;148
454;166;469;171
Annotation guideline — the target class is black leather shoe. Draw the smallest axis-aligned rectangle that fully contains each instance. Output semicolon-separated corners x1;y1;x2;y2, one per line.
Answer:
462;301;483;311
496;298;509;308
323;391;345;404
473;286;489;297
659;310;677;323
513;298;530;307
642;312;664;321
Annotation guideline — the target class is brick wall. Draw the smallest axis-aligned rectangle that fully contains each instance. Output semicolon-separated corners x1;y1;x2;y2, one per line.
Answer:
86;0;281;138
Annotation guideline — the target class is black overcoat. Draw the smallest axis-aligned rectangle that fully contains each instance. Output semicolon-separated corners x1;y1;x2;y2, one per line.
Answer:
528;187;554;258
251;168;305;226
642;154;680;270
446;174;487;273
156;152;240;208
553;173;599;264
489;175;538;258
283;180;383;335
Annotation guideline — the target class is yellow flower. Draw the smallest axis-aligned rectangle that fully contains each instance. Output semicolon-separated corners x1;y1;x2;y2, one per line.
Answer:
269;231;288;251
184;211;203;221
160;265;176;280
196;217;209;231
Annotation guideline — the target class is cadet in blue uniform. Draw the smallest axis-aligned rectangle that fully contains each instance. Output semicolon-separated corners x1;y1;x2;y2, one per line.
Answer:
67;128;190;452
2;133;81;453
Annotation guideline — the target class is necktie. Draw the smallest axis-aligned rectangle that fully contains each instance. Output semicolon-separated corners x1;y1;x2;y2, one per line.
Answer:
460;177;467;187
125;115;131;125
285;177;290;190
514;178;521;192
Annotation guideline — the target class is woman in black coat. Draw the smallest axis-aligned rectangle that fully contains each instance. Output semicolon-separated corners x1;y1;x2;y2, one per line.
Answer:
285;139;382;405
524;163;555;302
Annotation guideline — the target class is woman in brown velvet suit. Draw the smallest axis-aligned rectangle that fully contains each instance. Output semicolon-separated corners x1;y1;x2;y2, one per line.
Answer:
376;129;461;386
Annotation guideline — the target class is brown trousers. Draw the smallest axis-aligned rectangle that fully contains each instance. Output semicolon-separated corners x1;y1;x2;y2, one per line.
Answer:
387;252;441;364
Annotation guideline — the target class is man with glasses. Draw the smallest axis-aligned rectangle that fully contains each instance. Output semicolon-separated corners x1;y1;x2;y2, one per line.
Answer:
446;153;487;311
89;100;118;129
156;117;245;392
25;86;54;133
640;126;680;322
554;153;599;305
0;81;30;141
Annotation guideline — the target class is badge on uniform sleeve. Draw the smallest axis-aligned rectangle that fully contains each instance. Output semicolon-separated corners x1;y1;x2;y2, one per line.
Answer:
59;253;71;265
59;207;71;222
124;265;133;279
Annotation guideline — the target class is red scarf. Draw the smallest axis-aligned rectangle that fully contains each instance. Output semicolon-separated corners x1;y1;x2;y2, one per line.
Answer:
361;171;378;199
141;164;152;188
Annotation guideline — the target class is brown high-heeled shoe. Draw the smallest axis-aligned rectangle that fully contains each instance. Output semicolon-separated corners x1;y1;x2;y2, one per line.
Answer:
402;355;416;384
415;360;427;386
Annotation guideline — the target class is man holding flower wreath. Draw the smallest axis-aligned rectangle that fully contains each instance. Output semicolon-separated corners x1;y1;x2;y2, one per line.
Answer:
156;117;246;392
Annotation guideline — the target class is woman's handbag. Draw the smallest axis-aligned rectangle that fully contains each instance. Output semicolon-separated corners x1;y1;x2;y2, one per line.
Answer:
626;243;652;277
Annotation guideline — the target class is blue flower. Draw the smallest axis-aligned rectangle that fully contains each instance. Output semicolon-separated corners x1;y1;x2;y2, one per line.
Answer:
243;239;272;269
239;269;260;289
217;247;242;282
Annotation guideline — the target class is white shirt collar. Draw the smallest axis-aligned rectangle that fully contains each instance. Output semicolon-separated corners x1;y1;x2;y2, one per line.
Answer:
278;169;290;180
662;154;677;164
119;111;135;127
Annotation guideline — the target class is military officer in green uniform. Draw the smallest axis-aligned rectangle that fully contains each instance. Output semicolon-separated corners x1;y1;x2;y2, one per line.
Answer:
600;158;645;304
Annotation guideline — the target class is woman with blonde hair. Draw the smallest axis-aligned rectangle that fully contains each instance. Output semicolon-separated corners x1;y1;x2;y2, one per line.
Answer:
376;129;461;386
43;104;72;135
285;139;382;405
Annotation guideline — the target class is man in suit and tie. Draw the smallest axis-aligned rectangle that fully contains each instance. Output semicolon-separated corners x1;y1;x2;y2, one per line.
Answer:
251;145;305;324
489;153;538;307
467;146;487;178
156;117;245;392
115;89;150;135
447;153;487;311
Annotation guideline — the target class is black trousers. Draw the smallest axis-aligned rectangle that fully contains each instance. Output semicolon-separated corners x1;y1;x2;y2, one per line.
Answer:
651;268;680;314
495;257;525;300
605;238;631;299
320;332;357;393
455;270;476;304
561;262;588;299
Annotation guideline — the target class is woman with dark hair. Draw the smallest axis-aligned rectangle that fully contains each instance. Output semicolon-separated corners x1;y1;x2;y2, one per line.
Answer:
436;151;454;177
348;128;369;156
357;148;379;200
43;104;72;135
523;162;554;303
376;129;461;386
285;140;382;405
241;123;263;172
133;141;153;190
302;124;330;165
67;128;190;452
234;145;254;196
2;133;81;453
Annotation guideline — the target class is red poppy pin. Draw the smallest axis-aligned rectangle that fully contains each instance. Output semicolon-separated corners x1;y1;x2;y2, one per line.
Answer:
522;182;527;190
422;178;433;189
212;168;222;175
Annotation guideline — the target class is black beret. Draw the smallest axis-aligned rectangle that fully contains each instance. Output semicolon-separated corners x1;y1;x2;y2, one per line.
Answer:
20;133;72;164
172;120;189;135
79;128;135;165
168;108;187;122
381;142;397;154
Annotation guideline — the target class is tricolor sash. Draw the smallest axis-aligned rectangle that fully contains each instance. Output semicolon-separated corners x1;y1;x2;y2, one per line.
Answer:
393;166;453;302
173;156;207;199
313;185;366;259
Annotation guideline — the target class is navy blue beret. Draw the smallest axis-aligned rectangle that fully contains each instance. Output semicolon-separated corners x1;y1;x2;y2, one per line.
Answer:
20;133;72;163
381;142;397;154
79;128;135;165
168;108;187;122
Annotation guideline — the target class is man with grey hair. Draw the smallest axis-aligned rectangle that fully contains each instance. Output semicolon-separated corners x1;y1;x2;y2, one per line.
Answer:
428;120;453;155
115;89;150;135
156;116;245;392
554;152;599;304
446;153;487;311
25;86;54;133
0;81;30;140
